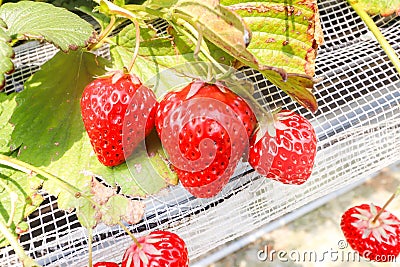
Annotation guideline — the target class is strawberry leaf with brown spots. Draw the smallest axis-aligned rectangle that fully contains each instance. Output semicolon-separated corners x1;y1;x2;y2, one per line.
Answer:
221;0;323;112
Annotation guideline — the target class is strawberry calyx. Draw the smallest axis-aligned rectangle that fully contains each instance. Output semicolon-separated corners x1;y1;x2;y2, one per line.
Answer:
351;203;400;243
185;80;207;99
94;69;142;86
272;109;289;129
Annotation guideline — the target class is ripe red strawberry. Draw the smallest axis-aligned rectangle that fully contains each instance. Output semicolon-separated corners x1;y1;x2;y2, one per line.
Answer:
81;72;157;167
121;230;188;267
249;110;317;185
93;262;119;267
155;81;257;198
340;204;400;262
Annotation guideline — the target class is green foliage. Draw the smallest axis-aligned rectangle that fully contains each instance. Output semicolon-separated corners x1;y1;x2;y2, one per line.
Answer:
0;94;44;247
0;1;96;90
9;50;108;210
0;2;95;51
0;93;15;153
0;0;326;254
0;19;13;88
0;166;43;247
4;50;168;230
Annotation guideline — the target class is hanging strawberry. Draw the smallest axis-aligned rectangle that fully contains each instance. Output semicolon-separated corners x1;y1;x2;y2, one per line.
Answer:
81;72;157;167
155;80;257;198
249;110;317;185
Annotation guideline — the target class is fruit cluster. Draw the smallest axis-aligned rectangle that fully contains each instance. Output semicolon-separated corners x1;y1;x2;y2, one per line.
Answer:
81;72;319;266
81;72;318;199
80;67;400;264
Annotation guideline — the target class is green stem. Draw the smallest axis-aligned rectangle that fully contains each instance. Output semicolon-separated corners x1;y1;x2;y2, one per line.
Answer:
88;228;93;267
0;178;18;227
0;220;40;267
124;4;166;18
117;221;142;250
173;19;226;74
348;0;400;74
99;0;165;21
126;19;141;73
87;15;117;51
0;154;97;207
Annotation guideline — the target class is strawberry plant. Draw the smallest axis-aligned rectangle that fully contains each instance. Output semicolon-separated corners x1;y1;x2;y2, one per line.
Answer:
0;0;394;266
0;0;398;265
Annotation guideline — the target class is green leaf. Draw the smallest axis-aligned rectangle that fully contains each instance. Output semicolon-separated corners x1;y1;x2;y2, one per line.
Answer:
350;0;400;16
221;0;322;112
0;166;43;248
9;50;110;210
172;0;259;70
0;22;14;89
110;26;190;84
0;93;16;153
223;0;323;76
75;199;98;229
100;195;144;225
117;131;178;197
0;1;96;52
77;5;111;32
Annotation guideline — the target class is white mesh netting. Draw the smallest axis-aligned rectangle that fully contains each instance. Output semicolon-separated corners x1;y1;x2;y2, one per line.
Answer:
1;0;400;266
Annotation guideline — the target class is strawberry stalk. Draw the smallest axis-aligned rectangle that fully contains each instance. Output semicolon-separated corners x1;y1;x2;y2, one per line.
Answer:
0;178;18;227
88;227;94;267
0;219;39;267
87;15;117;51
371;191;397;224
126;19;141;73
117;221;142;249
173;18;225;73
348;0;400;74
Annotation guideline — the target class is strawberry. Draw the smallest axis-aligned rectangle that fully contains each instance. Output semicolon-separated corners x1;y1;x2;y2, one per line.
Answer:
155;81;257;198
81;72;157;167
249;110;317;185
121;230;188;267
93;262;119;267
340;203;400;262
